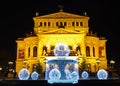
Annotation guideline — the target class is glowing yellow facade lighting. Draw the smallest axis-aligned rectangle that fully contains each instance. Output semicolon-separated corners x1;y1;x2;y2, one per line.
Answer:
15;11;107;74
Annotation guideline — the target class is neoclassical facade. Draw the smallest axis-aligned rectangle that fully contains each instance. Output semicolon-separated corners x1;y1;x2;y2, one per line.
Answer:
15;11;107;74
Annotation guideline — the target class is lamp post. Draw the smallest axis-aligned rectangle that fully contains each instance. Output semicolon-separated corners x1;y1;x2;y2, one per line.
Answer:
8;61;14;78
0;67;2;71
110;60;115;69
8;61;13;73
23;59;27;68
109;60;116;77
96;59;101;71
0;67;2;77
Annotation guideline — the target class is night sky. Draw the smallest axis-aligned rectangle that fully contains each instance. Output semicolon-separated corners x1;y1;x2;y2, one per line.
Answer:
0;0;119;66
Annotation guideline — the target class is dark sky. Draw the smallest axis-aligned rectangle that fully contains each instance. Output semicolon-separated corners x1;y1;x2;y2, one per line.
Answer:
0;0;119;66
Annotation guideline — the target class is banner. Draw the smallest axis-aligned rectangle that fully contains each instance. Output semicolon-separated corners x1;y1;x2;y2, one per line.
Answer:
18;49;24;58
99;47;104;57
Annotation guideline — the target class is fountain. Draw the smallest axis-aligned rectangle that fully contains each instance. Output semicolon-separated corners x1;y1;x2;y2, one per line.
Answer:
17;42;109;83
45;43;79;84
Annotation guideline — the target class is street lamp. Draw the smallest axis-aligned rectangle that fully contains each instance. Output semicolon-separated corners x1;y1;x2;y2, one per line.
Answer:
23;59;27;68
0;67;2;77
8;61;13;72
0;67;2;71
110;60;115;69
8;61;14;78
96;59;101;70
8;61;13;65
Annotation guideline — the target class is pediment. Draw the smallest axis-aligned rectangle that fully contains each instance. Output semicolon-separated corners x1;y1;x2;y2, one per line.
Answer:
34;11;88;19
40;29;81;34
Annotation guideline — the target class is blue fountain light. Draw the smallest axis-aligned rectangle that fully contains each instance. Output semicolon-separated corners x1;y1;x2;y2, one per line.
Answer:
81;71;89;80
31;71;39;80
71;71;79;80
49;68;61;80
64;69;72;79
18;68;30;80
54;42;70;57
97;69;108;80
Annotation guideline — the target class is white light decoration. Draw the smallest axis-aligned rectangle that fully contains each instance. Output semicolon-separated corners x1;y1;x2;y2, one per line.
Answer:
49;68;61;80
71;71;79;80
18;68;30;80
81;71;89;79
54;42;70;57
31;71;39;80
64;69;72;79
97;69;108;80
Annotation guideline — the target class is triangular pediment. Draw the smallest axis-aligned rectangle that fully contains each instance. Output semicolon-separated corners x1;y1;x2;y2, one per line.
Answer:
34;11;88;19
40;29;81;34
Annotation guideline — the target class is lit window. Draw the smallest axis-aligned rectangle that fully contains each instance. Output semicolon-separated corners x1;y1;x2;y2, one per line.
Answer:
93;47;95;57
40;22;42;26
33;46;37;57
44;22;46;26
48;22;50;26
72;22;74;26
28;47;30;58
76;22;79;26
56;22;58;26
86;46;90;57
64;22;66;26
80;22;83;26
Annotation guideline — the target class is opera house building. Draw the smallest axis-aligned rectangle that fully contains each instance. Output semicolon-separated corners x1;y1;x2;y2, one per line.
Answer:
15;10;107;75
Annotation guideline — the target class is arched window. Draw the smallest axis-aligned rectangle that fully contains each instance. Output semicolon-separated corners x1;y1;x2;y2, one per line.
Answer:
28;47;30;58
87;63;91;71
93;47;95;57
43;46;47;52
32;64;36;72
33;46;37;57
86;46;90;57
69;46;72;50
76;46;81;55
42;46;47;56
51;46;54;50
47;46;55;56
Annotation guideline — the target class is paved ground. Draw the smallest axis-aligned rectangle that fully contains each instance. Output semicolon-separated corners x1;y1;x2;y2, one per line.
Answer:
0;77;120;86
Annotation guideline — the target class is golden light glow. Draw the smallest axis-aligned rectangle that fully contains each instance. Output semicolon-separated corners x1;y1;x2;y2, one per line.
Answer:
15;11;107;74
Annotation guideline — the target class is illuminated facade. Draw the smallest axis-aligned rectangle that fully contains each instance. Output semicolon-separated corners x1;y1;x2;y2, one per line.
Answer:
15;10;107;74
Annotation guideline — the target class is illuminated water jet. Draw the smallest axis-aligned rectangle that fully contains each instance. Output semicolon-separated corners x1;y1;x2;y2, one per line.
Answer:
45;43;79;84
